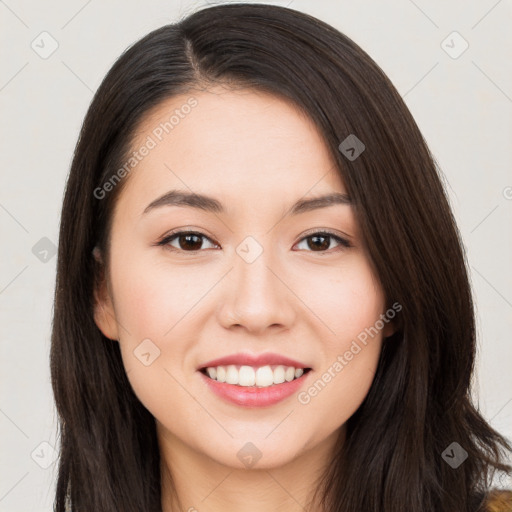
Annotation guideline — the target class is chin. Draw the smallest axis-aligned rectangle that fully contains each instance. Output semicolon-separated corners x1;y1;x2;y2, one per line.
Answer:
201;435;305;470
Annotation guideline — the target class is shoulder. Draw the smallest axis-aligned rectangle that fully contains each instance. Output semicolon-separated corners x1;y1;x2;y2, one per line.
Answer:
484;489;512;512
60;489;512;512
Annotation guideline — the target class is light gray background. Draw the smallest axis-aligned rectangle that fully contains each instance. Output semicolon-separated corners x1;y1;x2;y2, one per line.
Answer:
1;0;511;510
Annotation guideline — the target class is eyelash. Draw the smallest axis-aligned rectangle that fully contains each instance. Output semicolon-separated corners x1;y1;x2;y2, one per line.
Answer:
155;229;352;254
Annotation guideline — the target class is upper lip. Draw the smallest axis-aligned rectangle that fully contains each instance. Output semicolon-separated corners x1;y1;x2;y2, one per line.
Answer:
198;352;312;370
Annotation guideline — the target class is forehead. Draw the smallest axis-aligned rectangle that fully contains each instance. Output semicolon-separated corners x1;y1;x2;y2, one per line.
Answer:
117;86;345;215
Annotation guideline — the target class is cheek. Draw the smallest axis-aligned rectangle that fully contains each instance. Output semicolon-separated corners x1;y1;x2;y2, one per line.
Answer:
110;255;208;343
291;260;385;437
294;256;386;344
109;276;185;425
296;318;383;449
108;254;214;418
296;337;382;451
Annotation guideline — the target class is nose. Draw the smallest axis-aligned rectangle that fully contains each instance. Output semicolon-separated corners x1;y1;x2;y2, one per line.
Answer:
217;249;296;335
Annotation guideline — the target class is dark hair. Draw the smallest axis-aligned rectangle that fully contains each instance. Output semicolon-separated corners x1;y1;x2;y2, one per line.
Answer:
50;3;512;511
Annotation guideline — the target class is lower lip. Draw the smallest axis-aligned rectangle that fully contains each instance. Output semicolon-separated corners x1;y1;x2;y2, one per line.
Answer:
199;370;312;407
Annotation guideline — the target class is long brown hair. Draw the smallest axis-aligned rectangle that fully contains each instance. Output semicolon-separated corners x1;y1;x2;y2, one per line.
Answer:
50;3;512;511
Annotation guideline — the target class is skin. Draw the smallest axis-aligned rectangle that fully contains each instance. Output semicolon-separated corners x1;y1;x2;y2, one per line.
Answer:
93;85;396;512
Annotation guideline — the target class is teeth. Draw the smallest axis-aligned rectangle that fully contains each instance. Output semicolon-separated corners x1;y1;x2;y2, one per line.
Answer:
216;366;226;383
255;366;273;387
239;365;255;386
226;365;239;385
273;365;285;384
203;364;308;387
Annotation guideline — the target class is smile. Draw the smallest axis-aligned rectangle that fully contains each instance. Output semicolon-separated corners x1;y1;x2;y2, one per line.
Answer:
201;364;311;387
199;365;313;407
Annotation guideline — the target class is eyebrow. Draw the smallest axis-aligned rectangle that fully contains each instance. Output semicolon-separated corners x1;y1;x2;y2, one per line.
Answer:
142;189;351;216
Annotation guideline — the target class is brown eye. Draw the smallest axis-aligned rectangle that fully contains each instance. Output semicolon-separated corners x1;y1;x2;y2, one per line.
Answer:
157;230;351;254
175;233;203;251
306;234;331;251
295;232;352;252
158;231;218;252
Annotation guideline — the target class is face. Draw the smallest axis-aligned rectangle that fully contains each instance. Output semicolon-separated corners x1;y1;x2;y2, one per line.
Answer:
93;86;395;471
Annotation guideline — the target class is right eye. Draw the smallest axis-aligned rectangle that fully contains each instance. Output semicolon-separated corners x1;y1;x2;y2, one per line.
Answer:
156;230;219;252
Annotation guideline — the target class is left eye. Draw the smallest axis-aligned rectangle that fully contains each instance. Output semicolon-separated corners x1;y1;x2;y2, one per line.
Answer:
157;231;351;253
295;232;351;252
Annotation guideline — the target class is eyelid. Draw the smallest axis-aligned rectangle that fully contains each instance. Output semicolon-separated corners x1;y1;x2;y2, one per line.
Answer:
297;227;353;245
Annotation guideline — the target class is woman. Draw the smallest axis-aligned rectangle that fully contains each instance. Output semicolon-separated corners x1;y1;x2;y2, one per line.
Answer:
50;3;512;511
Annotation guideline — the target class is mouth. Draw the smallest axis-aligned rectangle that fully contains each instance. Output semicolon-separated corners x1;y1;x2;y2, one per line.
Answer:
198;364;313;407
199;364;313;388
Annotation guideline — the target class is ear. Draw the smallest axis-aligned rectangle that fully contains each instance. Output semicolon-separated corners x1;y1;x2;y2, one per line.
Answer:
381;302;402;339
92;246;119;341
382;320;396;339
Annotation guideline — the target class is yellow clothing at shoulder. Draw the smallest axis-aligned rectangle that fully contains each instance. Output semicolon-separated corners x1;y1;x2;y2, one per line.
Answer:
486;490;512;512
